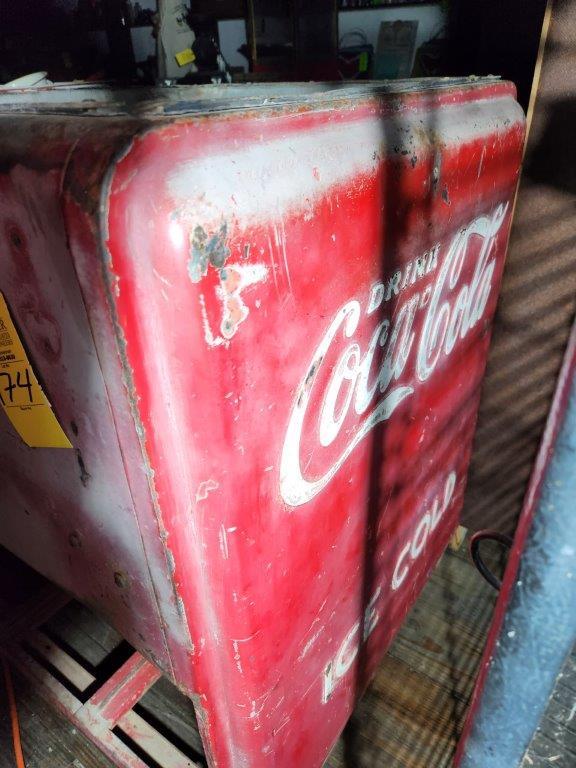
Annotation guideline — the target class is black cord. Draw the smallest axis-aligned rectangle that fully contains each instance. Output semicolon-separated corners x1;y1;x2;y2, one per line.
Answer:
470;530;513;591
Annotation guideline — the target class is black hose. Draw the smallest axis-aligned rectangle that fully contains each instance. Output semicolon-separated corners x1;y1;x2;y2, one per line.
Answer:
470;530;513;591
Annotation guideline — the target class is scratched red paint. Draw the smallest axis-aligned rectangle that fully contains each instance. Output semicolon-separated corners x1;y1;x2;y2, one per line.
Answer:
0;81;524;767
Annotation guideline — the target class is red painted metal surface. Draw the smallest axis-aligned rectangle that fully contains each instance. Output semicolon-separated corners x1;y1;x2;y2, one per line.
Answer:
0;81;524;767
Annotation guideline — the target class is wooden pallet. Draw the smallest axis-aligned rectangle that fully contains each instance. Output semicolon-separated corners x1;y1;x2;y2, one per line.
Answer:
0;547;202;768
0;538;502;768
1;595;201;768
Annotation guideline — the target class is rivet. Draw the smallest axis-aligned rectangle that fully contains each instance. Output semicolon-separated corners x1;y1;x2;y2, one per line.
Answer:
114;571;129;589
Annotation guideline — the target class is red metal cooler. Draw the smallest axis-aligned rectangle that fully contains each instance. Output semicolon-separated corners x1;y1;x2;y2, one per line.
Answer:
0;79;524;767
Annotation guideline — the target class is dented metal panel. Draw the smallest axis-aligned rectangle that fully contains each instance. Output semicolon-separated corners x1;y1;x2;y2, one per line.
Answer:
0;80;524;767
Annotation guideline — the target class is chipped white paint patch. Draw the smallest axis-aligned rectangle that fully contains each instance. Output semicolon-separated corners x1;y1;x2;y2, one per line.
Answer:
249;699;264;719
152;267;173;288
273;715;291;735
218;524;229;559
477;144;487;179
298;627;324;661
272;221;292;293
232;640;243;674
198;293;227;348
196;479;219;502
217;263;268;340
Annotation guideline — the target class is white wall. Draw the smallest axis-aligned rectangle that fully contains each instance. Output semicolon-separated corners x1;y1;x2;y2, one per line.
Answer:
128;0;157;65
338;3;446;73
131;27;156;63
218;19;249;72
132;0;157;11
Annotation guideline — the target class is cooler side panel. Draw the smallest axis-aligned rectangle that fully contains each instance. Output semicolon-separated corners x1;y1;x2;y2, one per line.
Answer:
0;121;174;672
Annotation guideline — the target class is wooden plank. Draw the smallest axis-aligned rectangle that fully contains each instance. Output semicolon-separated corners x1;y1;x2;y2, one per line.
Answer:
550;674;576;712
386;563;496;693
543;696;576;737
537;714;576;756
521;644;576;767
4;649;156;768
326;664;456;768
0;666;116;768
42;602;124;668
6;645;84;715
87;653;160;725
24;630;96;692
117;709;201;768
557;651;576;689
138;676;205;758
522;730;576;768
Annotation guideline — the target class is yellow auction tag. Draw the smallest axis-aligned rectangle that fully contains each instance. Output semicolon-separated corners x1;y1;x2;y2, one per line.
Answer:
175;47;196;67
0;293;72;448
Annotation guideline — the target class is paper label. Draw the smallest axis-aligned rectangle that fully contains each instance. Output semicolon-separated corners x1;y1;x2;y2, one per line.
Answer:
175;47;196;66
0;293;72;448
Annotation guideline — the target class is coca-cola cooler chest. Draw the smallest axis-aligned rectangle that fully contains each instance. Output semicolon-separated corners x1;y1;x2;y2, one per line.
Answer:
0;80;524;767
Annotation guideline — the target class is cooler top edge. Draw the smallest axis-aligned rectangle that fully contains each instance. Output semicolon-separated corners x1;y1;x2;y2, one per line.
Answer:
0;76;511;118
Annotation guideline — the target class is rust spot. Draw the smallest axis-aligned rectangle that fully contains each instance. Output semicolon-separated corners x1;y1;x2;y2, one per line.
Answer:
113;571;129;589
188;222;230;283
6;223;34;280
76;449;91;487
19;307;62;363
431;149;442;194
305;357;323;386
297;357;323;407
422;636;443;654
8;228;23;250
42;336;56;357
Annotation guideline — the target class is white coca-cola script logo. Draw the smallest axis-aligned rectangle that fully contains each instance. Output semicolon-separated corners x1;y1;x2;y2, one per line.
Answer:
280;204;508;507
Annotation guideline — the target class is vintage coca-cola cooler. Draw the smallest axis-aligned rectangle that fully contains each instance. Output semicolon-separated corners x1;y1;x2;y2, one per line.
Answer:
0;79;524;767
